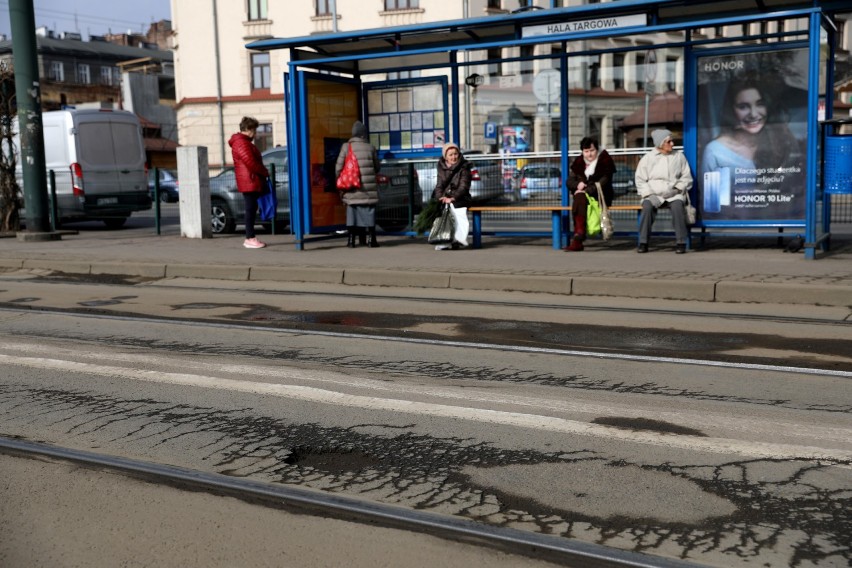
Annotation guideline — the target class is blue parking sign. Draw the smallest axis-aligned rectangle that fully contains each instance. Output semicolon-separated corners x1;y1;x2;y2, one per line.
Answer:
484;121;496;142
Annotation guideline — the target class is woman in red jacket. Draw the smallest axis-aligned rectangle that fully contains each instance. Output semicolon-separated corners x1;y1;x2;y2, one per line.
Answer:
229;116;270;249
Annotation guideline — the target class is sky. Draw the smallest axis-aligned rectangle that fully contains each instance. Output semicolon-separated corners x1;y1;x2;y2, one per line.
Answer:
0;0;172;40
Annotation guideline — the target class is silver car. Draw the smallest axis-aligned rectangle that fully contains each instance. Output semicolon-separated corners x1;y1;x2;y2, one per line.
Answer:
209;147;290;234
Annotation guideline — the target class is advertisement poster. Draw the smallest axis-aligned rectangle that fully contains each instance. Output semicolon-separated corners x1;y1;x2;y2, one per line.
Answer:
306;78;357;229
500;125;530;188
697;48;808;221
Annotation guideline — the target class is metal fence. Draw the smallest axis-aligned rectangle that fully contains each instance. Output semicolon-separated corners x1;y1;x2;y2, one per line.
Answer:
385;149;851;233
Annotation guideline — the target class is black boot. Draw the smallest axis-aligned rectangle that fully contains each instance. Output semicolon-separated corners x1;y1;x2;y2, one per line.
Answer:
358;227;368;246
346;227;357;248
368;226;380;248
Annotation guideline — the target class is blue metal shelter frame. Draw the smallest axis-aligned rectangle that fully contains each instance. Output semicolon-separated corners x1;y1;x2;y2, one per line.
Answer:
248;0;847;258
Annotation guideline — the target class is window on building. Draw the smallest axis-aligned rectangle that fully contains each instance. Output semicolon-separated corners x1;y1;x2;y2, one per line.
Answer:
251;52;270;90
635;52;645;92
487;0;501;8
387;70;422;80
520;45;534;77
666;55;678;92
588;54;601;89
587;115;603;141
77;64;91;85
613;53;624;90
248;0;268;20
255;123;273;153
100;67;114;85
316;0;331;16
49;61;64;82
487;47;503;77
384;0;418;9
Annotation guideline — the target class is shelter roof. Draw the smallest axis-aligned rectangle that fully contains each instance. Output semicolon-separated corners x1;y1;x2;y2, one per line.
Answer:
247;0;844;74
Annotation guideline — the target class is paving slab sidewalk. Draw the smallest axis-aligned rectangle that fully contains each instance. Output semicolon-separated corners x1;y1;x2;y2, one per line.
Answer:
0;226;850;308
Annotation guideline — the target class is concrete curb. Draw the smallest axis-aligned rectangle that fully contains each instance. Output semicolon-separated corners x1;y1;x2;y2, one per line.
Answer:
22;259;93;274
450;273;572;295
166;264;250;280
344;269;450;288
91;262;167;278
716;281;852;307
573;277;717;302
1;258;850;307
0;259;24;270
250;266;344;284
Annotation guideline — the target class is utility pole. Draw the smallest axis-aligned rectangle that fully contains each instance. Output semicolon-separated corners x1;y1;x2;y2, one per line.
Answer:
9;0;53;237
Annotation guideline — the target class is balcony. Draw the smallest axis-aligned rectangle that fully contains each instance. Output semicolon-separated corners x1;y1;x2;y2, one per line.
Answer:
379;8;424;27
243;19;273;40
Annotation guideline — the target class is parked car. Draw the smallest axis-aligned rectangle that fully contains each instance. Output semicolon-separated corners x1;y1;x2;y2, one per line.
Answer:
414;150;507;204
148;169;180;203
14;108;151;229
517;164;562;200
210;147;290;235
611;165;636;197
209;147;422;234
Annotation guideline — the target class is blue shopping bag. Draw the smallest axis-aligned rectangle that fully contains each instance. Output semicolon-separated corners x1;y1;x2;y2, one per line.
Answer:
258;178;277;221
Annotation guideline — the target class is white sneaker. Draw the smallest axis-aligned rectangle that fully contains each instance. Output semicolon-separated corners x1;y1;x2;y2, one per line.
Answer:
243;238;266;249
435;244;450;250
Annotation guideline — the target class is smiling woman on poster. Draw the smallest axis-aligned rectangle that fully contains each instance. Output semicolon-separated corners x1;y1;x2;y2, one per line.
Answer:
702;73;798;189
698;52;807;221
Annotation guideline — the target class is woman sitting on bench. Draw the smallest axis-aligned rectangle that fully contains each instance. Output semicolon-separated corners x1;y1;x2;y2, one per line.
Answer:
565;137;616;252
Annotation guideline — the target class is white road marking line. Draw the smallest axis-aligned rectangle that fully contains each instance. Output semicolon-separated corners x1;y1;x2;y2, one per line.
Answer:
2;351;850;463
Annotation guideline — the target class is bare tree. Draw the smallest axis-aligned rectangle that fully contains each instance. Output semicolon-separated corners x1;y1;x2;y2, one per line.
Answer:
0;61;20;232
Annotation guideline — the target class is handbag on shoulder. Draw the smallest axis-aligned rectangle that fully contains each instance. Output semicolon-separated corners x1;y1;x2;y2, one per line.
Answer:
336;144;362;192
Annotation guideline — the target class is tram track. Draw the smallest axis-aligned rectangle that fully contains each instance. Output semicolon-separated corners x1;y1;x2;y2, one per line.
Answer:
1;304;850;378
0;435;704;568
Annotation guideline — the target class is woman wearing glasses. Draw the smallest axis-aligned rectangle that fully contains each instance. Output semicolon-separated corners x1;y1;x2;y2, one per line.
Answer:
634;129;693;254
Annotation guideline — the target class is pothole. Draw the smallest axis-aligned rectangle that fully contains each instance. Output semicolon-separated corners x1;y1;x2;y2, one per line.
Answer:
284;446;383;474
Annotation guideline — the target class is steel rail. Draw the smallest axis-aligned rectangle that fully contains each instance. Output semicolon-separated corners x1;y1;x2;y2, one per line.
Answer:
0;436;705;568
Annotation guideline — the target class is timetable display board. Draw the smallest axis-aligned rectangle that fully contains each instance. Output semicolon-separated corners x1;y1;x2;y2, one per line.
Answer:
364;78;448;156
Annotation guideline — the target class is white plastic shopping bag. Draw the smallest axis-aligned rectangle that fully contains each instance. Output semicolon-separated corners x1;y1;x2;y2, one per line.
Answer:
449;204;469;247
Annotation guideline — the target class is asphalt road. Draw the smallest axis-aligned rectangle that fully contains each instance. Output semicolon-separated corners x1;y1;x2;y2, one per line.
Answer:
0;272;849;567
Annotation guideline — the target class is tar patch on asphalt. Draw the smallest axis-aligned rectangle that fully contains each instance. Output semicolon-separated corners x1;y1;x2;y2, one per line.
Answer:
592;416;707;437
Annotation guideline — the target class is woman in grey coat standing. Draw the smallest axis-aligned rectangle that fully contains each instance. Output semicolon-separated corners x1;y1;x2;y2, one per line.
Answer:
335;121;381;248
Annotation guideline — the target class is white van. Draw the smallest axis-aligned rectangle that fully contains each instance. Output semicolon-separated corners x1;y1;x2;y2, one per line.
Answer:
15;109;151;228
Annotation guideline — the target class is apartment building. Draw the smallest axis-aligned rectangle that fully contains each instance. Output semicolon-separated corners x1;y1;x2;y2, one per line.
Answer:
171;1;851;169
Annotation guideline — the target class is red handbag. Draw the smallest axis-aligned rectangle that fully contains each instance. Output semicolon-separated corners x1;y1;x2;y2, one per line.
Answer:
336;144;362;192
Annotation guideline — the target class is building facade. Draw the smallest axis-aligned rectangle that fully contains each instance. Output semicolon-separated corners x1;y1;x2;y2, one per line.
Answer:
0;23;178;167
171;0;852;170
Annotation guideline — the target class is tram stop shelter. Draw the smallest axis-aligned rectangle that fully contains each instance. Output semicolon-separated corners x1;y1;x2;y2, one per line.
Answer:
247;0;852;259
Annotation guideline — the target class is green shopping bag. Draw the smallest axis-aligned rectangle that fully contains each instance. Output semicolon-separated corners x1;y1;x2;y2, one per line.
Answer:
587;195;602;237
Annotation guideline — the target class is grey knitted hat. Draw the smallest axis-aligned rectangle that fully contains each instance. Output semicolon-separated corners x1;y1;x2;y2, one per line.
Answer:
352;121;366;137
651;129;672;148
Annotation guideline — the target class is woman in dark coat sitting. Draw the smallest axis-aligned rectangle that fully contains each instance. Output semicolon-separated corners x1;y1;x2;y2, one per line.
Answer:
432;143;472;250
565;137;616;252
